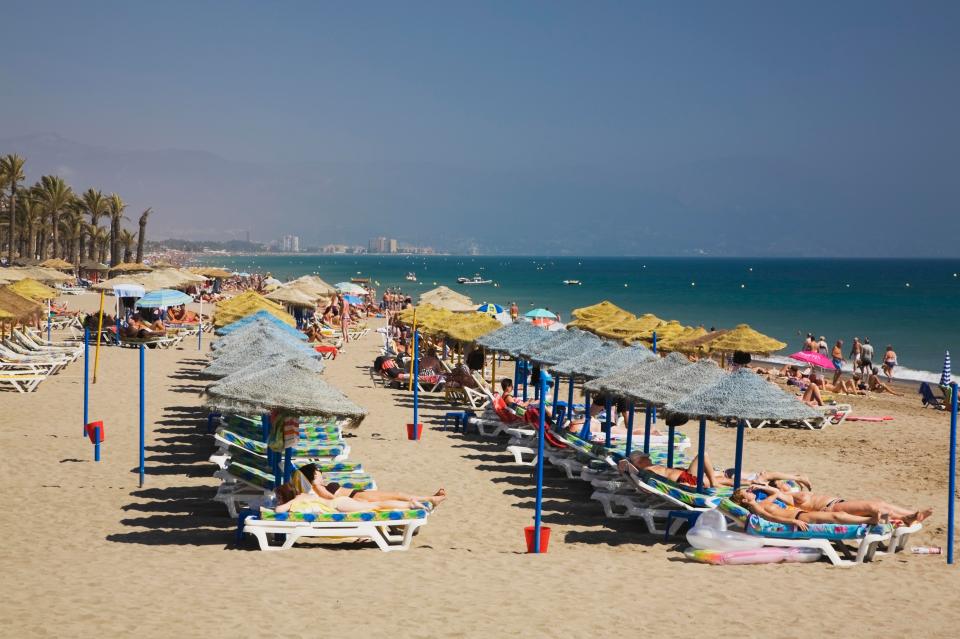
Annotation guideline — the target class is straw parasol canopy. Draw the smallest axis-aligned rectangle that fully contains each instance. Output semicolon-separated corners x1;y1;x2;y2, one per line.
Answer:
287;275;337;297
0;266;73;283
216;352;327;384
593;314;667;343
204;333;319;378
211;322;309;352
696;323;786;355
419;286;475;312
666;368;820;422
79;259;110;271
39;258;75;271
110;262;153;274
524;329;603;367
553;342;656;380
585;351;692;398
442;313;502;343
670;328;730;354
475;322;546;351
621;358;727;406
266;286;318;307
215;311;307;338
569;300;635;327
91;275;143;291
188;266;234;279
6;278;58;301
205;359;365;420
657;325;709;351
214;291;295;327
0;286;44;322
168;268;207;284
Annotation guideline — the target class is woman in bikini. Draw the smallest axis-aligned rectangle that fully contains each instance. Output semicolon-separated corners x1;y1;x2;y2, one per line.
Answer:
732;487;880;530
763;481;931;525
276;463;447;512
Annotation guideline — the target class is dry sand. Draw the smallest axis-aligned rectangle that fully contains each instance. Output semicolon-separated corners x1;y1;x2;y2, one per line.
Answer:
2;292;959;638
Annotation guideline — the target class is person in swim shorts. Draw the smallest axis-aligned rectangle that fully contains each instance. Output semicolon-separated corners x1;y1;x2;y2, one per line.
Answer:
731;488;881;530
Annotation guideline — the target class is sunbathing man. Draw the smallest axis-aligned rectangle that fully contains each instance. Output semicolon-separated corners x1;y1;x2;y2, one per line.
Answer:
275;463;446;512
731;488;881;530
499;378;551;425
762;481;931;525
619;451;811;490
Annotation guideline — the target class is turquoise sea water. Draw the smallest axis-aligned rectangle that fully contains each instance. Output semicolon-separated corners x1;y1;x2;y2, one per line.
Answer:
195;255;960;381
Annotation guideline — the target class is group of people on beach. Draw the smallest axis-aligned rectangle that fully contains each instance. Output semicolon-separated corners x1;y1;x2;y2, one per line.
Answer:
802;332;898;382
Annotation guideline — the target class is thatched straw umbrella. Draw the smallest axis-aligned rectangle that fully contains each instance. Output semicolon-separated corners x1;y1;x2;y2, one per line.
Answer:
568;300;635;328
205;358;365;420
215;352;326;384
475;322;545;351
39;258;75;271
666;369;819;489
216;311;306;337
287;275;337;297
110;262;153;274
203;333;319;378
657;325;708;351
698;323;786;355
7;278;58;301
188;266;234;279
91;275;142;291
266;287;317;307
211;321;310;352
9;266;72;283
418;286;475;312
0;286;44;321
214;291;294;327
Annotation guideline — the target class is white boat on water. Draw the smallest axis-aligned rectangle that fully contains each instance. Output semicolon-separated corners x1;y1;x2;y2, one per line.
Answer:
562;279;582;286
405;272;417;282
457;274;492;285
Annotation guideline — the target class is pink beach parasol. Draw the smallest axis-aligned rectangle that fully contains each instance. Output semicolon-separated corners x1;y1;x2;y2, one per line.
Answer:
789;351;837;370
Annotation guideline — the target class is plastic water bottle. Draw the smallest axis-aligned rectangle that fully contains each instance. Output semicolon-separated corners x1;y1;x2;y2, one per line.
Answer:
910;546;942;555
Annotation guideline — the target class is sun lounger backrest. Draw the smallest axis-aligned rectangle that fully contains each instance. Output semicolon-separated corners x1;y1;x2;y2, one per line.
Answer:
259;507;427;523
638;474;721;509
746;514;888;541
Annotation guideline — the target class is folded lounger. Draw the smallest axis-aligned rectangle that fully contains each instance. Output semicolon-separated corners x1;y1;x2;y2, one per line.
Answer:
242;507;429;552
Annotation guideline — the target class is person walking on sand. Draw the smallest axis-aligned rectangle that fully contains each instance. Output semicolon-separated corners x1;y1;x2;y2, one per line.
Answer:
831;339;845;384
882;345;898;382
510;301;519;323
860;338;875;374
340;293;351;344
849;337;862;373
817;336;828;357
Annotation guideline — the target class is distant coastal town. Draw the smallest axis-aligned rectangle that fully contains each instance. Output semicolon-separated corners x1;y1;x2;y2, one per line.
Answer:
144;234;450;257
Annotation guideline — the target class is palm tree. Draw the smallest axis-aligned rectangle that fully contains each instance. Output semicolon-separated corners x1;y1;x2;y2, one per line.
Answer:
94;226;110;264
1;154;26;263
79;188;109;261
37;175;73;259
135;207;152;263
120;228;137;264
19;194;43;260
107;193;126;266
60;204;84;267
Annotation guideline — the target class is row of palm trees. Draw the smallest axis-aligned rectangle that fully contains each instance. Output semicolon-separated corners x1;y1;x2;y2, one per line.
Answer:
0;153;152;267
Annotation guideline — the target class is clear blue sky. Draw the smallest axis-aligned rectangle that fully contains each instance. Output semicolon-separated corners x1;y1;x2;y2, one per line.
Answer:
2;1;958;255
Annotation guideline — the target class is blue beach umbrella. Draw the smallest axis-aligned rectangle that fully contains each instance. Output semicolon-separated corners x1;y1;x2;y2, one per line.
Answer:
942;351;952;387
525;308;557;319
135;289;193;308
343;294;364;305
477;302;504;314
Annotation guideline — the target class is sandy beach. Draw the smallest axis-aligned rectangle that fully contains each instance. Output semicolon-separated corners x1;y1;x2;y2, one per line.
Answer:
2;291;959;638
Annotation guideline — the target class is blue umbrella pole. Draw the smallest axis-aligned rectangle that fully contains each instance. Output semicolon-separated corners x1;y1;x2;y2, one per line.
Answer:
643;403;653;454
533;371;551;553
651;332;657;425
139;345;145;487
283;447;293;483
643;405;652;454
567;375;575;417
733;419;745;490
625;403;635;456
950;382;958;564
652;331;657;354
578;391;592;440
696;418;707;492
552;373;560;409
603;397;612;447
522;361;529;401
667;424;675;468
83;329;89;436
513;359;519;389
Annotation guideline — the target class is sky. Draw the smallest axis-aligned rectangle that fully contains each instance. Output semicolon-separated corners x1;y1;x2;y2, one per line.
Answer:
1;1;958;255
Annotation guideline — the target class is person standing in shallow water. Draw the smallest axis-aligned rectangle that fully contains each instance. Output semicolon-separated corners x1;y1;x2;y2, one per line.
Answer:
510;302;519;323
831;340;845;385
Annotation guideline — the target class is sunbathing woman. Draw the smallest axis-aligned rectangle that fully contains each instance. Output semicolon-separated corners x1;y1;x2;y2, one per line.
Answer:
619;451;810;490
732;487;881;530
761;482;932;525
276;463;447;512
166;304;199;323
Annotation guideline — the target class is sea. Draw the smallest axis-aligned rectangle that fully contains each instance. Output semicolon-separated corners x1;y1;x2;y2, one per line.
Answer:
193;255;960;384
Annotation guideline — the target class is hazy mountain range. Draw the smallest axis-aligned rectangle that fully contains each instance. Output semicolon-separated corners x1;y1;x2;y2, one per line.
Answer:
1;132;955;257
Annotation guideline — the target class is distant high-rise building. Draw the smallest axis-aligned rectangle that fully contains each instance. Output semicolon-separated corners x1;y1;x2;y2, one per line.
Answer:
388;238;398;253
280;234;300;252
368;236;388;253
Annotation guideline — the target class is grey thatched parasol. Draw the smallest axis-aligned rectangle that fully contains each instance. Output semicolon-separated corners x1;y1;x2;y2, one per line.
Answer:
521;329;603;366
203;334;319;378
475;322;546;352
205;359;365;420
214;352;326;384
666;368;820;422
584;351;691;397
554;343;656;380
623;358;727;406
504;327;557;357
210;322;309;352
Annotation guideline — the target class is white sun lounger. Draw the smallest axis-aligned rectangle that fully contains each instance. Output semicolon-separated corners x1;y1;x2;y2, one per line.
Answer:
242;508;428;552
